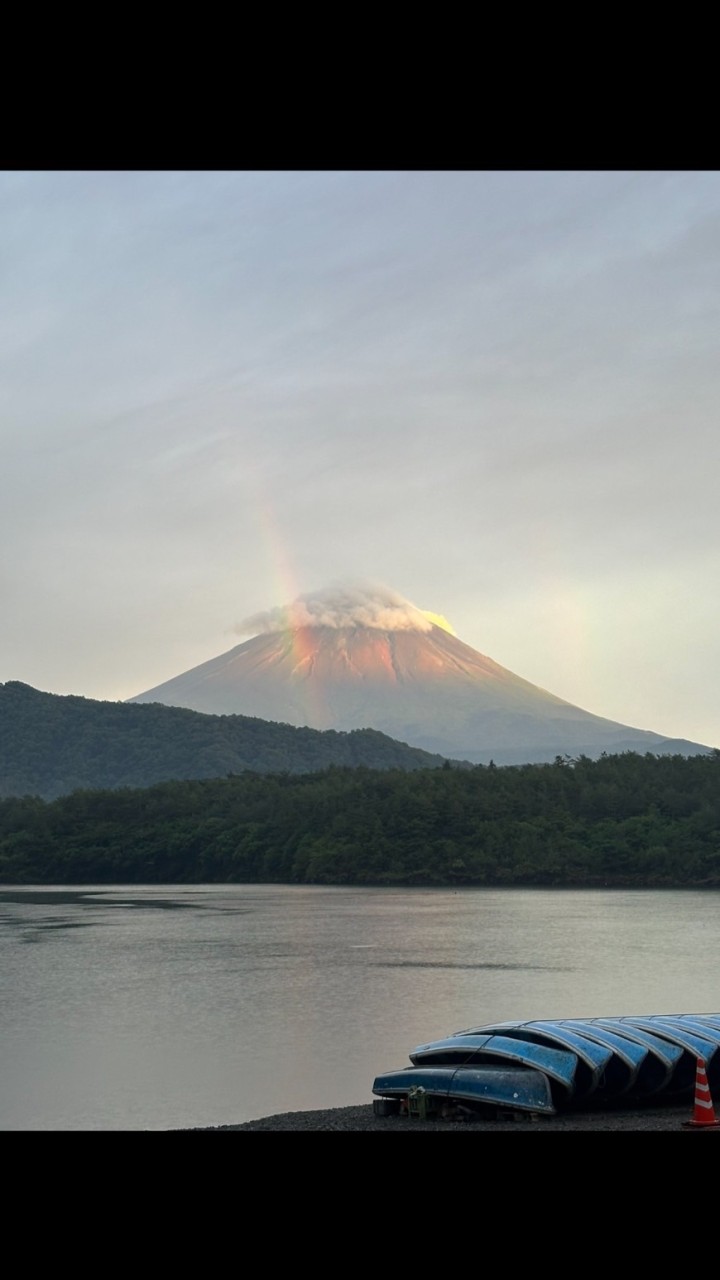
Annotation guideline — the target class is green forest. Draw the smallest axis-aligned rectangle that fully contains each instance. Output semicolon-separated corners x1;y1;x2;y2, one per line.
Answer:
1;750;719;888
0;680;452;799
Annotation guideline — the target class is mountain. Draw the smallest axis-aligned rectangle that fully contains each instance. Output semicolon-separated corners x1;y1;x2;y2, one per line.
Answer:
128;584;715;765
0;681;453;802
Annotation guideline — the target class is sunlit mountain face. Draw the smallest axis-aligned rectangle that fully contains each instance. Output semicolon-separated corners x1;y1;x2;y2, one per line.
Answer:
128;583;713;765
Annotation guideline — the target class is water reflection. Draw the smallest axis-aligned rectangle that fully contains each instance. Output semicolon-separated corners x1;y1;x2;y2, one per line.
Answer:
1;884;719;1130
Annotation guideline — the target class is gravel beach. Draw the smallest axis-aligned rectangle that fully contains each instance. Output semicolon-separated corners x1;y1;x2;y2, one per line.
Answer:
185;1098;713;1132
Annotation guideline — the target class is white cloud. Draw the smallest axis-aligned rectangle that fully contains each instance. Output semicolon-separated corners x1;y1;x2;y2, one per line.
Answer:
236;581;435;635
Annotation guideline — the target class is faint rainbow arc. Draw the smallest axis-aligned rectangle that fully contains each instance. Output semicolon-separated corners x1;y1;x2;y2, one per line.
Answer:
246;480;328;726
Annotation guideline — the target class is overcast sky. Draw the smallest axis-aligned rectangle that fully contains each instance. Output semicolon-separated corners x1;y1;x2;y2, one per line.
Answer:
2;169;719;748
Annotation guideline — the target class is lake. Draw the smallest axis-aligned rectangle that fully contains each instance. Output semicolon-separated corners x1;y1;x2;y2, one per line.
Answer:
2;883;719;1130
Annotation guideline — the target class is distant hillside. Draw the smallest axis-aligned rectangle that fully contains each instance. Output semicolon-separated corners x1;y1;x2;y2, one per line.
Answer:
0;681;457;800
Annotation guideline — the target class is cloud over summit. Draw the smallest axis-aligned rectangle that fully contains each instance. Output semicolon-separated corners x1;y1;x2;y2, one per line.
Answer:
235;581;454;636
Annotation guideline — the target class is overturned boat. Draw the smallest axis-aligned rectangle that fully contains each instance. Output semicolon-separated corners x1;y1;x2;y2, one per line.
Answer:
372;1013;720;1117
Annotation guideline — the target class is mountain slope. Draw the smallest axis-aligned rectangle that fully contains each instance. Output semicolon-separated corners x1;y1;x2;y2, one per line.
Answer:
129;618;714;765
0;681;454;801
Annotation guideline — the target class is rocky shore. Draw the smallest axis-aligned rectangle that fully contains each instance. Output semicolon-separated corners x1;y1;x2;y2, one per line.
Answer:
186;1099;712;1132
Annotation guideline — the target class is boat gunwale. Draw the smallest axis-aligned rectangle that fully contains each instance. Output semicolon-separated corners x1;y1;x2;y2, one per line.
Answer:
454;1020;614;1087
557;1019;646;1095
409;1032;578;1091
616;1016;720;1060
638;1015;720;1046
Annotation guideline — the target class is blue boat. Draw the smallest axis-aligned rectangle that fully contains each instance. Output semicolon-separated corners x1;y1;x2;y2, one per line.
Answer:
409;1032;577;1095
453;1020;614;1100
590;1019;683;1096
372;1012;720;1118
558;1020;647;1098
616;1016;720;1060
635;1014;720;1052
690;1014;720;1031
614;1015;720;1095
372;1065;558;1116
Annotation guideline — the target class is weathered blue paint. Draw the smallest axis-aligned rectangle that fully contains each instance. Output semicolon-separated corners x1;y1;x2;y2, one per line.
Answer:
372;1065;558;1115
454;1020;613;1099
409;1032;577;1092
558;1020;646;1097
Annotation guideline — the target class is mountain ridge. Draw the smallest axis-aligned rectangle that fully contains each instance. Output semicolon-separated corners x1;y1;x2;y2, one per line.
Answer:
0;680;458;801
128;618;715;764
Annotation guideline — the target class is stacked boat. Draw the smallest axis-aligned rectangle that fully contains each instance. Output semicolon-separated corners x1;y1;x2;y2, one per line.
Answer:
372;1013;720;1116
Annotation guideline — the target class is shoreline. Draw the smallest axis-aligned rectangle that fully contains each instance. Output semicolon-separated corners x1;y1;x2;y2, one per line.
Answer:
181;1099;712;1132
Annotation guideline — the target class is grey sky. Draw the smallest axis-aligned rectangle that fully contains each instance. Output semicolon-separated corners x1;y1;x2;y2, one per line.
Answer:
2;169;719;748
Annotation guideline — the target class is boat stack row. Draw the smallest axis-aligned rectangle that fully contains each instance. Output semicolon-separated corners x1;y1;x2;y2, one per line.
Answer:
372;1013;720;1117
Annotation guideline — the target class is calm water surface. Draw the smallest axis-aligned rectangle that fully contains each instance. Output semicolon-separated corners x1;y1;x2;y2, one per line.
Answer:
2;884;719;1131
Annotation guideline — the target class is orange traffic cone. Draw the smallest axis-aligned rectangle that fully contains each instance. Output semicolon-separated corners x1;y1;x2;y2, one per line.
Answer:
683;1058;720;1129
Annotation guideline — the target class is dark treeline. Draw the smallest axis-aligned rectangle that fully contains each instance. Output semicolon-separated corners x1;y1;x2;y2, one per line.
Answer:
1;750;719;887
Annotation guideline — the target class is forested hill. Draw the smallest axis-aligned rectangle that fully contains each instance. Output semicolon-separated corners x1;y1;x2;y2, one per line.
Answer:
1;750;719;888
0;681;456;800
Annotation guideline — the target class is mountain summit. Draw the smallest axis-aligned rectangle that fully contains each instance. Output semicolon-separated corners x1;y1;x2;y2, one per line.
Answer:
128;583;713;764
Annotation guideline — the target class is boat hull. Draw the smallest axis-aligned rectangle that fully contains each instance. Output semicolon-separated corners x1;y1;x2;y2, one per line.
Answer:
372;1065;558;1115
